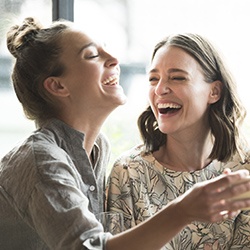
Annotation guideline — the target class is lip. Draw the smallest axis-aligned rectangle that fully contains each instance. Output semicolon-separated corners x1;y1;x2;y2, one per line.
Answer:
156;99;182;108
102;73;120;86
157;102;182;109
156;100;182;116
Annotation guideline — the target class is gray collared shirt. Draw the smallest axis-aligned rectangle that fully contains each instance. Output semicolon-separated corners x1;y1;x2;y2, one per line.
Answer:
0;119;112;250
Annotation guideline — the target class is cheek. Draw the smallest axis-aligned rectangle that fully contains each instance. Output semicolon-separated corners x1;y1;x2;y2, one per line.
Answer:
148;89;155;109
187;91;211;117
148;88;159;117
148;87;155;103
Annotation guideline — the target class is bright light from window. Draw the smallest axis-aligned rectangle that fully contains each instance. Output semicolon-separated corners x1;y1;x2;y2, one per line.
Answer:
1;0;250;165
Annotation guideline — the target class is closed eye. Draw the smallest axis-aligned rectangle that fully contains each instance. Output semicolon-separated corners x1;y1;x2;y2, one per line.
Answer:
149;77;158;82
171;77;186;81
148;75;160;84
83;44;100;59
87;54;99;59
149;78;159;86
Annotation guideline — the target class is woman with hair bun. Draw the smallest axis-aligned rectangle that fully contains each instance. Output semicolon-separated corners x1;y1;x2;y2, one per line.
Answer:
1;17;250;250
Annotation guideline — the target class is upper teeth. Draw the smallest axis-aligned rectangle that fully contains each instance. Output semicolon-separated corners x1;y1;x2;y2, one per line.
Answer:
158;103;181;109
103;75;119;85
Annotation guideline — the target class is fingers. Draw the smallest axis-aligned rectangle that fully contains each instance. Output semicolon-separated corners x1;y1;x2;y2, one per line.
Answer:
206;179;250;222
228;197;250;211
181;169;250;224
197;200;241;223
206;209;241;223
187;170;250;223
214;178;250;202
205;169;250;198
221;210;229;220
227;210;240;218
219;210;239;221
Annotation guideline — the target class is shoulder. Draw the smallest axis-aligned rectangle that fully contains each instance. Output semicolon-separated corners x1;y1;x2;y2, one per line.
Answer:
110;144;153;175
1;130;57;166
31;129;71;165
0;132;73;210
1;128;75;179
223;148;250;171
114;144;146;164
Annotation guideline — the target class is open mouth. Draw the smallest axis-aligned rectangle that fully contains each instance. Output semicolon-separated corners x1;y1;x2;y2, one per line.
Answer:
102;75;119;86
158;103;182;114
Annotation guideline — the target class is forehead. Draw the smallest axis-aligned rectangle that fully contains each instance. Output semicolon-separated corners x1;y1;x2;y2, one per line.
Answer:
60;29;94;50
150;45;201;71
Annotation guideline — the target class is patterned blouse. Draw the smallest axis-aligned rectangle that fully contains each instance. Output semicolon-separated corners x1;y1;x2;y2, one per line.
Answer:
107;145;250;250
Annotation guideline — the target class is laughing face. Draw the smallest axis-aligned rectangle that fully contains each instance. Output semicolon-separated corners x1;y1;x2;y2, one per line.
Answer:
148;45;221;136
54;29;127;118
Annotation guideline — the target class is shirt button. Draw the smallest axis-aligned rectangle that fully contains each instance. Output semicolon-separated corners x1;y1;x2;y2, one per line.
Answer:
89;185;96;191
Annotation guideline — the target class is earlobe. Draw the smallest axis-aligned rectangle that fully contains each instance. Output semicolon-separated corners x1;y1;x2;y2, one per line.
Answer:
209;80;222;104
43;77;69;97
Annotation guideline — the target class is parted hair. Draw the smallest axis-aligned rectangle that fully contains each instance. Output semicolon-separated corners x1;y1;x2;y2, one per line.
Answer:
7;17;72;126
138;33;247;162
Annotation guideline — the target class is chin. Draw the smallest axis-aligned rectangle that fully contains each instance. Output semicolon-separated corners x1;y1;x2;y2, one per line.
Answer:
115;93;127;105
107;96;127;111
158;125;176;135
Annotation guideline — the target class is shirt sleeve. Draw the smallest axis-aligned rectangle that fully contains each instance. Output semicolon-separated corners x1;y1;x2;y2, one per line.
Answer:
25;159;112;250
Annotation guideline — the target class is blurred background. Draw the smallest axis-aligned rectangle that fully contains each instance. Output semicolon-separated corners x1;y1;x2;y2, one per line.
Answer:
0;0;250;172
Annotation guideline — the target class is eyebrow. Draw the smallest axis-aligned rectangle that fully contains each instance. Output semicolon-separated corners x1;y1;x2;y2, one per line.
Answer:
78;42;97;54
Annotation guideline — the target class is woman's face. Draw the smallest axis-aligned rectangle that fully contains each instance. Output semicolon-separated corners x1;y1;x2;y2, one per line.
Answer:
54;29;127;117
148;45;220;136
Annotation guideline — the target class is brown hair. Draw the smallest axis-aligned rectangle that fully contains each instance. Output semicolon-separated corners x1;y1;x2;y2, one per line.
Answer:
138;33;247;162
7;17;72;126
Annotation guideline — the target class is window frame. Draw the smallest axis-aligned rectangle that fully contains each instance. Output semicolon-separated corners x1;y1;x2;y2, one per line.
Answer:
52;0;74;21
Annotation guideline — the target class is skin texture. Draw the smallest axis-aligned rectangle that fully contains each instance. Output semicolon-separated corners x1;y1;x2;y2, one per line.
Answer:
43;29;126;155
8;18;250;250
148;46;221;172
107;170;250;250
15;27;250;249
106;46;250;250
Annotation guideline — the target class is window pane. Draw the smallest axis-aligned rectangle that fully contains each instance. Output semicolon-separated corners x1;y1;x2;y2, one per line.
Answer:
0;0;52;157
74;0;146;170
2;0;250;167
74;0;250;172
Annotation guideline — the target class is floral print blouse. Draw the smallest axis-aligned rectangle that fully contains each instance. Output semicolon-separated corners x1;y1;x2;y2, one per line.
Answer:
107;145;250;250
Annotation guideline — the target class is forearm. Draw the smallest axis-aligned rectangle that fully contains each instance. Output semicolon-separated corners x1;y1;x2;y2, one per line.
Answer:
106;199;188;250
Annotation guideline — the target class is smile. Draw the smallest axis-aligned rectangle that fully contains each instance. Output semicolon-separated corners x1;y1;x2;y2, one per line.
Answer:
157;103;182;114
102;75;119;85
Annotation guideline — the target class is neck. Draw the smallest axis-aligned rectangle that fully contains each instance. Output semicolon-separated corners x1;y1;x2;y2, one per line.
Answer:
154;131;214;172
58;112;109;157
83;127;101;156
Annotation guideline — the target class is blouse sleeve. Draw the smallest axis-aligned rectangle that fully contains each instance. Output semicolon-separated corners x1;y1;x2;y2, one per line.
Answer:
230;210;250;248
106;159;138;230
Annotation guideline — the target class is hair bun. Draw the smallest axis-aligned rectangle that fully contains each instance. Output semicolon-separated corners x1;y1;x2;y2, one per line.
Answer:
7;17;43;58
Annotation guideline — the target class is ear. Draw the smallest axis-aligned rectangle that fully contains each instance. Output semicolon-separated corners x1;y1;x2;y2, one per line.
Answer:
208;80;222;104
43;77;69;97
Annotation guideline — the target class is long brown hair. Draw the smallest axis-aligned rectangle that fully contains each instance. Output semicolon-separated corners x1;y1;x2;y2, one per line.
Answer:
138;33;247;162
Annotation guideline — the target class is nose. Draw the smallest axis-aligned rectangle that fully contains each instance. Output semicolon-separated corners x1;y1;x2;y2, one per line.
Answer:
104;52;119;68
154;79;171;96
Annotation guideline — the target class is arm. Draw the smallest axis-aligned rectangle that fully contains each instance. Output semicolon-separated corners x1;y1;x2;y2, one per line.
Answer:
106;169;250;250
27;162;108;250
